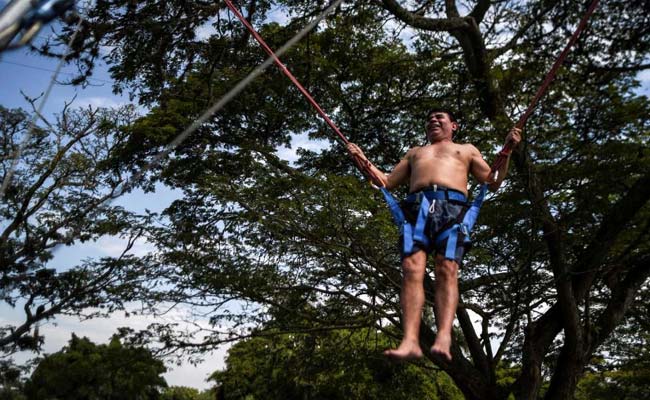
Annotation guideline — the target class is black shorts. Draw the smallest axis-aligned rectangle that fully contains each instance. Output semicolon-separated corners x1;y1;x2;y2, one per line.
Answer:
399;193;468;265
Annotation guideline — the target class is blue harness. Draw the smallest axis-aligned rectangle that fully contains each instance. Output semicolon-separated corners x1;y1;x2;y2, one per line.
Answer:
380;185;487;259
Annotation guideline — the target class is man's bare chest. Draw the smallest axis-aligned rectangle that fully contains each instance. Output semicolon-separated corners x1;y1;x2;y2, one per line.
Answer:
410;144;469;165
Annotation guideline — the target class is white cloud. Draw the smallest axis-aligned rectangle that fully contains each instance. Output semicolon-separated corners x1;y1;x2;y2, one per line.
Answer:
276;132;331;164
195;16;219;41
113;183;183;214
382;18;419;50
267;6;290;25
91;235;155;258
74;96;126;109
637;69;650;96
164;345;231;389
4;306;229;390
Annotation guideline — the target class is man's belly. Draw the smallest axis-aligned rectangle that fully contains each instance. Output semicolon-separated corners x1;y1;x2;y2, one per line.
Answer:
409;173;469;195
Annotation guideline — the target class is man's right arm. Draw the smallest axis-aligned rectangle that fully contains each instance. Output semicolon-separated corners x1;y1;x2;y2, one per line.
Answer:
346;143;410;189
469;127;522;191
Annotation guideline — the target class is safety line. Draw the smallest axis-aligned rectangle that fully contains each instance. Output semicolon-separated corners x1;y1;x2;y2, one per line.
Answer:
0;15;84;200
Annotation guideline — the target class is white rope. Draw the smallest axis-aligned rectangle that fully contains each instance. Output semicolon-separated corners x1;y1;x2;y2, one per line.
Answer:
0;16;84;200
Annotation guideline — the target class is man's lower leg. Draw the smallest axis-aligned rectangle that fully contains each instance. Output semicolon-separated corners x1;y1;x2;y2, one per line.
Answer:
431;257;458;361
384;250;427;360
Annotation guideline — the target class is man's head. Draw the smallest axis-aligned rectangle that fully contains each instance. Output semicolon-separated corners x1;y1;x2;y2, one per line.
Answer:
425;108;459;143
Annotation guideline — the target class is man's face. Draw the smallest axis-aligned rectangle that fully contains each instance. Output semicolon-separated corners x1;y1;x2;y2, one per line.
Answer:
426;111;458;142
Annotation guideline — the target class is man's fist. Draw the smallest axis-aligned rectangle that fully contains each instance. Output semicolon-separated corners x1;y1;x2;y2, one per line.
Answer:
506;127;522;146
346;143;387;187
346;143;365;158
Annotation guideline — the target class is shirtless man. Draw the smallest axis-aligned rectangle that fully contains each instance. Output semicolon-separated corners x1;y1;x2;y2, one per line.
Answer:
347;109;521;361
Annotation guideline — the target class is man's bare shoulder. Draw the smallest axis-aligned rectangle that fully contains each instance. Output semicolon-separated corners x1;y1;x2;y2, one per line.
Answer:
404;146;423;158
457;142;482;156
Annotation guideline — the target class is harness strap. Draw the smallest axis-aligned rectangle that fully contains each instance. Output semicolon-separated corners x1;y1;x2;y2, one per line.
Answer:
435;184;487;259
380;187;418;254
413;196;430;245
462;184;487;232
380;187;404;226
403;224;414;254
381;185;487;258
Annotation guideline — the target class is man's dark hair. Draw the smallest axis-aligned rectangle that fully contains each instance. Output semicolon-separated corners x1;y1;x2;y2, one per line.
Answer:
427;108;458;123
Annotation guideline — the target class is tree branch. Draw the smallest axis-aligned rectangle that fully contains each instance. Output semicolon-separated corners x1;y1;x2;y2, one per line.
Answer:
444;0;460;18
456;305;490;376
469;0;491;24
513;172;650;398
380;0;470;32
589;254;650;351
489;1;559;59
572;172;650;298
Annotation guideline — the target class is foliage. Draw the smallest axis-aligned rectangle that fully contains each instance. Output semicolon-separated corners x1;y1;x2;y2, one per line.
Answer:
0;360;27;400
160;386;215;400
211;328;462;400
23;334;167;400
576;367;650;400
575;326;650;399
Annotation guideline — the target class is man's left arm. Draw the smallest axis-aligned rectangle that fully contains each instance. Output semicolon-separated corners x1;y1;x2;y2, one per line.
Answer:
470;127;522;191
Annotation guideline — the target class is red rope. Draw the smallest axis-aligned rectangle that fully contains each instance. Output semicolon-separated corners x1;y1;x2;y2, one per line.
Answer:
491;0;600;173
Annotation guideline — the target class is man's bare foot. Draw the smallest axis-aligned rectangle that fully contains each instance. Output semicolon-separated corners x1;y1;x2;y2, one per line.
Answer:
383;340;423;361
430;334;452;361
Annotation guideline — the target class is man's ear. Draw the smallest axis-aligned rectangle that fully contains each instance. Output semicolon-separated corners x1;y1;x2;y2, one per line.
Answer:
451;121;459;132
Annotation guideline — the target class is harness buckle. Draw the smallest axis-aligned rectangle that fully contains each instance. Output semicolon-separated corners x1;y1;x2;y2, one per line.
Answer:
460;223;470;236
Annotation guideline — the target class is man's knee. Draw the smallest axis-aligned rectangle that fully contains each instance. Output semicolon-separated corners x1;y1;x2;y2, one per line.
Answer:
434;257;458;281
402;251;426;277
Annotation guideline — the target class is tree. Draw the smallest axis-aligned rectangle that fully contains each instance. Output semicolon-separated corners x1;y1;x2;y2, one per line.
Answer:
211;327;462;400
24;334;167;400
0;359;27;400
0;103;156;354
575;315;650;399
38;1;650;399
160;386;215;400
